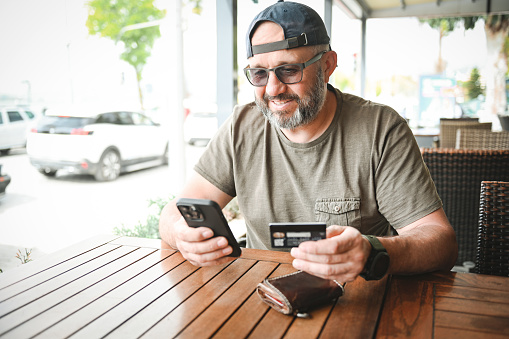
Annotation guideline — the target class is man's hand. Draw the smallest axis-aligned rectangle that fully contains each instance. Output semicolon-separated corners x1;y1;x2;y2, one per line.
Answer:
290;226;371;282
174;217;235;266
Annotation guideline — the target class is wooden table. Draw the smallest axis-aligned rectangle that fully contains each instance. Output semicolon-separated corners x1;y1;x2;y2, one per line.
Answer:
0;235;508;338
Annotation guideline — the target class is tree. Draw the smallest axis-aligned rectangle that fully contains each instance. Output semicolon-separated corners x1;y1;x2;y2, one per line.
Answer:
483;15;509;116
420;17;478;74
464;67;484;100
86;0;166;109
422;15;509;119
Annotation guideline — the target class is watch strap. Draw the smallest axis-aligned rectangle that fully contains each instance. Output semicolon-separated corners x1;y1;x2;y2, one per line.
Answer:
360;235;390;281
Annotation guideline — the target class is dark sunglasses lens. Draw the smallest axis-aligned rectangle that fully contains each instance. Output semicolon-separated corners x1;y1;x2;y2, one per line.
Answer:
246;69;268;86
275;65;302;84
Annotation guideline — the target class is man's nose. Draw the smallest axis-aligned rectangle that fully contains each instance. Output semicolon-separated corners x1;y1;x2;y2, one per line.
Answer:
264;71;287;97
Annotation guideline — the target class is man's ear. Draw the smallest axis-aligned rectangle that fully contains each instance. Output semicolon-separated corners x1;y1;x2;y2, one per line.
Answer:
323;51;338;82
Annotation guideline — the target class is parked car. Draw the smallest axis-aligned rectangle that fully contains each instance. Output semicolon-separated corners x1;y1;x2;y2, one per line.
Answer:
184;111;218;145
0;164;11;198
26;108;168;181
0;106;39;155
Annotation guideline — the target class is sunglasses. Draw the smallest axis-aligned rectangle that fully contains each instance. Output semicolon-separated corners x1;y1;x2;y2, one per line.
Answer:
244;51;326;87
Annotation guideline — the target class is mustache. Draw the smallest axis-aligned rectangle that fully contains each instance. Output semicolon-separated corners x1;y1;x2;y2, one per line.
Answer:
263;93;300;102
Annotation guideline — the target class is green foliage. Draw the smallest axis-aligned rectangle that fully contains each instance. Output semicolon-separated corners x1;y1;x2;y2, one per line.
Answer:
86;0;165;108
15;249;33;264
86;0;165;73
464;68;484;100
113;196;174;239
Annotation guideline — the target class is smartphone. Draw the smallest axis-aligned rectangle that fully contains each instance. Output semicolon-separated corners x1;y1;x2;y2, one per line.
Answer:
176;198;242;257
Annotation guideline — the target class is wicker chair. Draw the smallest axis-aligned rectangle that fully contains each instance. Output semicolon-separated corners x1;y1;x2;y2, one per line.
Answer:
455;129;509;150
439;119;491;148
476;181;509;276
421;148;509;265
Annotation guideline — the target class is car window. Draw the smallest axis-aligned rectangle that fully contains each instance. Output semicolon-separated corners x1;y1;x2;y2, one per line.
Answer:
131;112;154;126
35;116;95;133
7;111;23;122
0;112;3;125
96;112;120;124
25;110;35;119
118;112;134;125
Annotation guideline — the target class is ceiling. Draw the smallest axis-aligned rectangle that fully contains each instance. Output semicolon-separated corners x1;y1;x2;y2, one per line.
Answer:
335;0;509;19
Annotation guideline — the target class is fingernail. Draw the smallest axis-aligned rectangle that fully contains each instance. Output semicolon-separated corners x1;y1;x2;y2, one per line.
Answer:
290;248;297;256
293;259;302;269
202;230;213;238
223;247;232;255
217;238;227;247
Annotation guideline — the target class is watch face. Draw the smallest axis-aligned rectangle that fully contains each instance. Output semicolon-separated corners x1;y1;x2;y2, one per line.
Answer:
372;252;390;279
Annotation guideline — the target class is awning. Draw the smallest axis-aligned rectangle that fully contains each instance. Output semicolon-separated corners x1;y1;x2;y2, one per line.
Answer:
337;0;509;19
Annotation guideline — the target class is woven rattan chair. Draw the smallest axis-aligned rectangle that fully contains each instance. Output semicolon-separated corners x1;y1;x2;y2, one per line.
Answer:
439;119;491;148
440;120;492;148
476;181;509;276
421;148;509;265
455;129;509;150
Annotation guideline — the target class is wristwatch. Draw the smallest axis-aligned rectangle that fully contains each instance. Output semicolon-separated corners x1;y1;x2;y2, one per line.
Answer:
360;235;390;281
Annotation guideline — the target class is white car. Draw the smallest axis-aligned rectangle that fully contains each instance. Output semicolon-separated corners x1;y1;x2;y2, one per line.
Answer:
26;108;168;181
0;106;38;155
184;111;218;146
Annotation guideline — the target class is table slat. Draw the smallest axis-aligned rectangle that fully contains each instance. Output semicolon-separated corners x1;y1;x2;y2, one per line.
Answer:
0;244;130;319
435;284;509;303
435;326;509;339
104;258;228;339
0;234;121;290
11;249;173;339
319;276;386;339
0;243;121;303
0;248;155;337
141;258;257;338
34;250;187;338
213;263;298;339
436;296;509;318
435;310;509;335
177;260;278;338
376;277;433;338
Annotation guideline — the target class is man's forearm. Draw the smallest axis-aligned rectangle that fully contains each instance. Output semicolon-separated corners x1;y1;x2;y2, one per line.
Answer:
382;222;458;275
159;201;180;250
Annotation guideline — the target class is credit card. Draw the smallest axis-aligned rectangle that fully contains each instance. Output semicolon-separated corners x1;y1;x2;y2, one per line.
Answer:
269;222;326;248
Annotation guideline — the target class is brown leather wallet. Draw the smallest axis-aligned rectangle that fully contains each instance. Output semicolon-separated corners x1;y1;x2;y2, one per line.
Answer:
256;271;345;316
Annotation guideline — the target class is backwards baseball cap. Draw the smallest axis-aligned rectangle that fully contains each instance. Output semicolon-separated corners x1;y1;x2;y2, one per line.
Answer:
246;0;330;58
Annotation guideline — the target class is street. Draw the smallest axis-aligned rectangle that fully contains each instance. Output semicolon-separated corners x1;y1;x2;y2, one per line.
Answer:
0;145;205;271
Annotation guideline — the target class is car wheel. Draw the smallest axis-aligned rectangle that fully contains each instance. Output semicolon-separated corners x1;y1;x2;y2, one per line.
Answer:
162;143;169;165
39;168;57;177
95;149;121;181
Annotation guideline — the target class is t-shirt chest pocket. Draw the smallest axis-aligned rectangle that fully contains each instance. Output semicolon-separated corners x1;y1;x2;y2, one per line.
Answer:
314;198;361;227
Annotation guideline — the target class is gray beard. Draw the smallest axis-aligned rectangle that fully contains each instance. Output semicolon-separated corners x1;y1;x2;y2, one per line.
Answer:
255;69;326;130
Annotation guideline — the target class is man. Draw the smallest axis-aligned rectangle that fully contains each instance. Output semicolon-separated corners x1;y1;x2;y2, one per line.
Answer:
159;0;457;283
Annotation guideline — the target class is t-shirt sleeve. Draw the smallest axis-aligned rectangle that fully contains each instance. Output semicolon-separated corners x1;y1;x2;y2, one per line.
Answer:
374;113;442;229
194;109;237;198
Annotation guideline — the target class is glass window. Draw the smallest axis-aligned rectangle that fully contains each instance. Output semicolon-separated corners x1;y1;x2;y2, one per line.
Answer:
96;113;120;124
7;111;23;122
25;110;35;119
0;112;3;125
118;112;134;125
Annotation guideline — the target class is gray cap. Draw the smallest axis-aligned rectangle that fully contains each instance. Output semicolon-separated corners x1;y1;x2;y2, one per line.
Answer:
246;0;330;58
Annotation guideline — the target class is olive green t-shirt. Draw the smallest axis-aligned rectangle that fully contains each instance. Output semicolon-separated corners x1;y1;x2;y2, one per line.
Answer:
195;85;442;251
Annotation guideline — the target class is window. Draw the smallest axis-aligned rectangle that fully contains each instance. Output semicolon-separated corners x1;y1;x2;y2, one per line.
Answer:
117;112;134;125
7;111;23;122
25;110;35;119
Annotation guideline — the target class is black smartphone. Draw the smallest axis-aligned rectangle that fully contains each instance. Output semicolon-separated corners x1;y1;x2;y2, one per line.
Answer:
176;198;242;257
